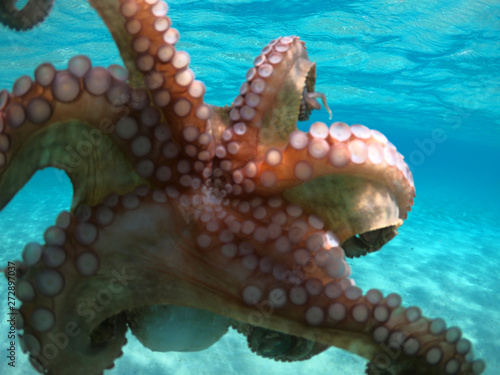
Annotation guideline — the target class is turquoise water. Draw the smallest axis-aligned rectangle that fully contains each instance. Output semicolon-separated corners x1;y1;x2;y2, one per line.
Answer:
0;0;499;374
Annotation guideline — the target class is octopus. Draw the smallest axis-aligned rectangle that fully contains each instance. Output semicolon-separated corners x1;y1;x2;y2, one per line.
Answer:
0;1;486;375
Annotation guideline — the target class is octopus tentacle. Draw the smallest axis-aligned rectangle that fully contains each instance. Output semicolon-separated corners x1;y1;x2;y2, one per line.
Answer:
13;209;130;374
90;0;213;155
12;187;485;374
0;54;216;210
303;92;332;119
228;36;315;136
0;59;165;209
217;120;414;249
87;0;146;89
0;0;54;31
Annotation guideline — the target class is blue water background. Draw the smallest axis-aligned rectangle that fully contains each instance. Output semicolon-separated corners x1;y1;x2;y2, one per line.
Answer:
0;0;499;374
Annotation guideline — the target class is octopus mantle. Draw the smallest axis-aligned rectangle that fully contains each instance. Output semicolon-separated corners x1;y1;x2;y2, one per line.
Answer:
0;1;485;375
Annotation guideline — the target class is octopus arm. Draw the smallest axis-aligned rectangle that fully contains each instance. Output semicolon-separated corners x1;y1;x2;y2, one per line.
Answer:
223;119;415;254
0;62;164;210
88;0;144;89
12;190;484;375
89;0;213;155
218;36;333;168
0;0;54;30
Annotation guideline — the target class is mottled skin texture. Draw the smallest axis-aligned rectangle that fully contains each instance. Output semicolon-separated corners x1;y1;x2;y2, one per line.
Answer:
0;1;485;375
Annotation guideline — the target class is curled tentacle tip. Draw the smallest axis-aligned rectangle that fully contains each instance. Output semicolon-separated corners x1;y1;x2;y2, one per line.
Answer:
0;0;55;31
305;91;332;119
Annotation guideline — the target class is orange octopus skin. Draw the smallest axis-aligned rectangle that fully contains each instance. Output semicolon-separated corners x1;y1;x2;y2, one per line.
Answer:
0;1;486;374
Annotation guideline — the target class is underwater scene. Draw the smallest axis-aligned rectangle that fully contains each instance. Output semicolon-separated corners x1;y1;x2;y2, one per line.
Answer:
0;0;499;374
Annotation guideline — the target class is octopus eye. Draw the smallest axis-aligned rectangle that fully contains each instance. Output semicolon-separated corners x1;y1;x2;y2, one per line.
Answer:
342;226;399;258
